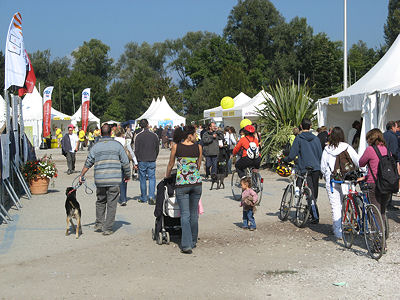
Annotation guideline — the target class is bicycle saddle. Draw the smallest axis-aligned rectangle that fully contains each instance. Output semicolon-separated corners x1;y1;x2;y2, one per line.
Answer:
306;166;314;171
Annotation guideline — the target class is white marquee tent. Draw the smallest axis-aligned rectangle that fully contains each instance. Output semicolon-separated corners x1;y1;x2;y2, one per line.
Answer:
71;106;101;129
317;34;400;153
203;92;251;120
221;90;273;130
136;96;185;127
22;87;72;148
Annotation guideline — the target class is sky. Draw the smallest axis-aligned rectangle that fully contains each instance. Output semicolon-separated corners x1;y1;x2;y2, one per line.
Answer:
0;0;389;61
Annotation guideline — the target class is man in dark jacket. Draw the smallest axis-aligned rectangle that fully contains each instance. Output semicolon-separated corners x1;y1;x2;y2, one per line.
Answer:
61;124;79;175
383;121;399;210
202;122;223;179
284;118;322;223
134;119;160;205
317;126;329;150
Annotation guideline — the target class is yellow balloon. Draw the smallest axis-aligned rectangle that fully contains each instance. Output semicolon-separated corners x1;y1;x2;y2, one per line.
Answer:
240;118;252;129
220;96;234;109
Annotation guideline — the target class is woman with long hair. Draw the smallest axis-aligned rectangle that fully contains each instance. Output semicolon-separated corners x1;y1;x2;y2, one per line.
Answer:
359;128;390;250
166;125;202;254
320;127;359;239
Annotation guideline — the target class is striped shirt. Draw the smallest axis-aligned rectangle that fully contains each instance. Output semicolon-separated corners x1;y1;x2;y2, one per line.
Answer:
84;137;131;187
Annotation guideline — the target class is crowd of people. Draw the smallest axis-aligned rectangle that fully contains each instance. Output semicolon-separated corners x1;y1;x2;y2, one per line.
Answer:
56;114;400;256
56;118;263;254
283;118;400;255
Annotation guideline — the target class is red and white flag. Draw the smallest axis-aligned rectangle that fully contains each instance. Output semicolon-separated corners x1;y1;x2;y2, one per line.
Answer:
18;50;36;96
81;88;90;133
42;87;53;137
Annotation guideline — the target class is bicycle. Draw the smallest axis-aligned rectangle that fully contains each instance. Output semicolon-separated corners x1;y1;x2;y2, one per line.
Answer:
279;166;318;228
231;167;263;204
333;171;385;260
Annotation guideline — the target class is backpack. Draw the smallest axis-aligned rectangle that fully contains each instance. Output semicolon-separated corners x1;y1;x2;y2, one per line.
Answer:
331;148;356;181
368;145;399;194
245;137;260;160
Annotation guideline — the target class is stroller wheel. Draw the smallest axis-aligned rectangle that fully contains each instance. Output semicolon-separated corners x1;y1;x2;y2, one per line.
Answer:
151;228;155;240
165;232;170;245
156;232;163;245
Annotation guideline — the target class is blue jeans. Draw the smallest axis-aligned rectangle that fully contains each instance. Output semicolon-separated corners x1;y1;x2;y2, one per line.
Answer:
243;209;256;229
119;174;127;204
176;185;202;250
205;155;218;176
138;161;156;202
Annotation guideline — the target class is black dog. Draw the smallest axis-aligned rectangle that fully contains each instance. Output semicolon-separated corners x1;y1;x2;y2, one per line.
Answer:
65;187;82;239
210;173;225;190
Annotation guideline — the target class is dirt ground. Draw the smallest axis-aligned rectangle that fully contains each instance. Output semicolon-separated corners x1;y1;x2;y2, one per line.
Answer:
1;148;400;299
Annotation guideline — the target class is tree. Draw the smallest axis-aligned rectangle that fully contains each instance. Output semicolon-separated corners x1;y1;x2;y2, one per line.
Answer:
303;33;343;99
72;39;113;82
348;41;378;83
224;0;284;69
384;0;400;47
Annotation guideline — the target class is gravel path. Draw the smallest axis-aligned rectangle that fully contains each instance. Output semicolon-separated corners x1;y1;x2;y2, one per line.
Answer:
0;148;399;299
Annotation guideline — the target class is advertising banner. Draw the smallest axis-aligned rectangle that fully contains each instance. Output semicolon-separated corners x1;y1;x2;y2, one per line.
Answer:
81;88;90;132
42;87;53;138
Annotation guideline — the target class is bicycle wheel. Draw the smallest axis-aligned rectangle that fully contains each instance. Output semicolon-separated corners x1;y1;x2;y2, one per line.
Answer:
294;186;311;228
231;171;242;201
341;196;355;249
252;172;263;205
385;213;389;240
364;204;385;260
279;184;294;221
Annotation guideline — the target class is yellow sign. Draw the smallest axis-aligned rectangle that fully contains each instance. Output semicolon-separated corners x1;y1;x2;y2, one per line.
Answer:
210;112;215;117
223;111;229;116
328;97;338;105
229;111;235;116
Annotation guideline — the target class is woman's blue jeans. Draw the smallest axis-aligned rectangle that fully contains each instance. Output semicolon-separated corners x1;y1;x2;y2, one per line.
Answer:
176;185;202;250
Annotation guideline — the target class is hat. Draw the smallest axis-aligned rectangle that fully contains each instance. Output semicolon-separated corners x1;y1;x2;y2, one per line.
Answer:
68;124;75;129
244;125;255;133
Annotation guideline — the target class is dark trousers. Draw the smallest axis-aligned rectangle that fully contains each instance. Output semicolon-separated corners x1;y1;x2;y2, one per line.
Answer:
368;183;389;231
96;186;120;231
205;155;218;176
296;170;320;219
66;152;76;172
235;156;261;178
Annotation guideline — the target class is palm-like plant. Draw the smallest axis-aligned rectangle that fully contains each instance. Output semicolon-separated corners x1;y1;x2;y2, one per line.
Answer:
257;80;316;162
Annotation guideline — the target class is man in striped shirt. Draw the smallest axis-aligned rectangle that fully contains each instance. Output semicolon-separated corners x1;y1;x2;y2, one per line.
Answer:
79;124;131;235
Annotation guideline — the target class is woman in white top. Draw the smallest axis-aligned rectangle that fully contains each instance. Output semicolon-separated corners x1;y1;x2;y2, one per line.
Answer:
320;127;359;239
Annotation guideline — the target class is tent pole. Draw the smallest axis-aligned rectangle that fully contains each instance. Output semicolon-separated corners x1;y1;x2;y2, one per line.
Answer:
344;0;348;90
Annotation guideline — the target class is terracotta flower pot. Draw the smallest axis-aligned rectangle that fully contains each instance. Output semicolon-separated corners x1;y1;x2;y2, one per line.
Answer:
29;177;50;195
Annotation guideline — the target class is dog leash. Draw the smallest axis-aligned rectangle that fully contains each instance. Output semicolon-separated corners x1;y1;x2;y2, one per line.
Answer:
71;175;94;195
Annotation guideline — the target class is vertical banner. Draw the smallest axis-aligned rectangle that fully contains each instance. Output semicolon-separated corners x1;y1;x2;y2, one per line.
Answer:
81;88;90;132
12;95;20;165
5;12;25;90
42;86;53;138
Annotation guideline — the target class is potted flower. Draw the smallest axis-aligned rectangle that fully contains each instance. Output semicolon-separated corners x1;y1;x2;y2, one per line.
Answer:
22;155;58;194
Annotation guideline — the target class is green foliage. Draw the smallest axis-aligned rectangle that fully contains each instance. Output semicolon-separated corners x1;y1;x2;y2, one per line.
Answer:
384;0;400;47
258;81;316;161
348;41;379;83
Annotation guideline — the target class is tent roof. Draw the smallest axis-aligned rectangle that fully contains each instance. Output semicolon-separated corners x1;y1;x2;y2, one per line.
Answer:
137;98;158;120
319;34;400;110
71;105;100;127
22;86;43;120
222;90;273;118
51;107;71;120
146;96;185;124
203;92;252;118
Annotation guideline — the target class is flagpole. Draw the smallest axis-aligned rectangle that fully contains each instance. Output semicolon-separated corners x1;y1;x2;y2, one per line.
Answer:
344;0;348;90
40;86;47;149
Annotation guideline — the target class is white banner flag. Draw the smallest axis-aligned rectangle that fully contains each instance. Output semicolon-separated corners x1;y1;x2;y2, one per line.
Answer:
5;12;26;91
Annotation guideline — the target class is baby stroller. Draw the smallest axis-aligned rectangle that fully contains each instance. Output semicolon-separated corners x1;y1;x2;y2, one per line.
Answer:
152;171;181;245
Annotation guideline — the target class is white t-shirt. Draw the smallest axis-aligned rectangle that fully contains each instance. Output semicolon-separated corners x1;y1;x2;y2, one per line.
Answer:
69;134;79;152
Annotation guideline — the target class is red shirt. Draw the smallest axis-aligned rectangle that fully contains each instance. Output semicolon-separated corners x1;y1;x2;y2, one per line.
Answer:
233;135;259;158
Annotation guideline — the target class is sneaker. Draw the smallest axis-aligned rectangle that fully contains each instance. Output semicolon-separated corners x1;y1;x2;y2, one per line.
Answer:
94;224;103;232
67;170;72;175
148;198;156;205
138;199;147;203
180;248;192;254
120;202;127;206
249;228;256;231
242;226;249;230
102;230;113;236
